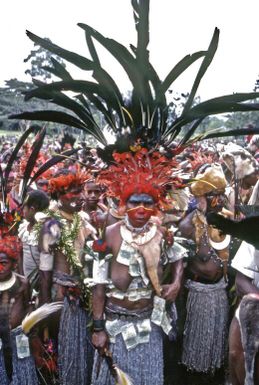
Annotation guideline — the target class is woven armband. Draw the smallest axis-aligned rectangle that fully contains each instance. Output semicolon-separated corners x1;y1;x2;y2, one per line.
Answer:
93;319;105;332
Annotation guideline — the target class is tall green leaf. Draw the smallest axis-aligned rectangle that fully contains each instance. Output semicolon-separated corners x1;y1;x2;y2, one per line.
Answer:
182;28;219;115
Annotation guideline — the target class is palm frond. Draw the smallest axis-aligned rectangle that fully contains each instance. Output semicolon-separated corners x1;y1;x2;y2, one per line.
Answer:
163;95;259;142
9;110;107;145
4;125;37;183
50;57;73;80
26;85;107;144
200;126;259;140
158;51;206;97
13;4;259;152
20;126;46;202
77;23;153;108
26;30;94;71
182;27;219;114
29;148;80;185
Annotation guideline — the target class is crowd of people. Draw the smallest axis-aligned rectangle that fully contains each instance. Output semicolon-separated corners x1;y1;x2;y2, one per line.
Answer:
0;129;258;385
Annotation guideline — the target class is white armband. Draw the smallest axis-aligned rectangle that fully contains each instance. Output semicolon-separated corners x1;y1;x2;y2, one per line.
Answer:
92;259;109;284
39;251;54;271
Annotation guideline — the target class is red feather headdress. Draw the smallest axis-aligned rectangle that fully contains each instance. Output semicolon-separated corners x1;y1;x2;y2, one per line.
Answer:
0;235;22;261
48;168;91;195
98;148;183;210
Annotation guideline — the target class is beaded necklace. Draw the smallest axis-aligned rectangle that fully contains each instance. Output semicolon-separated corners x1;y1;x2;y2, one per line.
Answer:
192;210;230;277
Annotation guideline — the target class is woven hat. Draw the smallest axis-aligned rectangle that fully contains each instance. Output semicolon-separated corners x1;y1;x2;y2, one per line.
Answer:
221;143;258;180
191;163;227;196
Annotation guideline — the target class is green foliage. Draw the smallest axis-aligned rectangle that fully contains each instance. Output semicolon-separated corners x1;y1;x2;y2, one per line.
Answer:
0;78;101;142
11;1;259;149
225;110;259;129
24;38;66;81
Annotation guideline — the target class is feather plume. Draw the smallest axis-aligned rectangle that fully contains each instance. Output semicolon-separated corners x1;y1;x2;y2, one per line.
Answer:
104;350;133;385
113;366;134;385
22;302;64;335
28;148;79;186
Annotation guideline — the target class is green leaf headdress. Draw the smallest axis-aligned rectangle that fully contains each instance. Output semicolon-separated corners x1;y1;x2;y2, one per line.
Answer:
10;0;259;154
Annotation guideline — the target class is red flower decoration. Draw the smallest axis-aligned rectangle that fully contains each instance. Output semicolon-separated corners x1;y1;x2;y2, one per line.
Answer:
92;239;108;253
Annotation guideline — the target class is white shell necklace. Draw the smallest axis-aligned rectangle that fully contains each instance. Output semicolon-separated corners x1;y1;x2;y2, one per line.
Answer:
0;272;16;292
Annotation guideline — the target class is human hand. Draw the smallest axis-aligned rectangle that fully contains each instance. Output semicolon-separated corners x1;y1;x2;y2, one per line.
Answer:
161;282;181;302
92;330;109;355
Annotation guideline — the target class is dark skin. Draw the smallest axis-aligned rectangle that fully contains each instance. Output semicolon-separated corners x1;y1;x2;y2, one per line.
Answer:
37;186;94;367
23;203;37;230
84;182;102;212
39;187;86;305
0;254;30;328
92;194;183;354
0;253;44;367
83;182;118;228
229;273;259;385
178;192;227;282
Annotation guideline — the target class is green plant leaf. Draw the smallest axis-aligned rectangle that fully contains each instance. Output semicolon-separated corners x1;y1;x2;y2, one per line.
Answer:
182;27;219;114
26;30;94;71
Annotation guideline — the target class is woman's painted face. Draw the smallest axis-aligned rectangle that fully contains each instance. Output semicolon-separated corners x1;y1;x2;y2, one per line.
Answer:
126;193;156;227
59;187;85;213
0;253;13;281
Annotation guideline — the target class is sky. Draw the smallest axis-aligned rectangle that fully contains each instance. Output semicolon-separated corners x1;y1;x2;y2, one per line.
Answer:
1;0;259;101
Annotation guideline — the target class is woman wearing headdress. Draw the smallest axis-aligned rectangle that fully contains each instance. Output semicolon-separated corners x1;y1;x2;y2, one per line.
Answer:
87;149;186;385
0;235;38;385
178;163;230;383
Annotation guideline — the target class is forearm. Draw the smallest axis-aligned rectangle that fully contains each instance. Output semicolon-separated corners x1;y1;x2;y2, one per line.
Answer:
91;284;108;352
235;271;259;297
92;284;106;320
161;259;184;301
171;258;184;286
39;270;53;304
17;251;24;275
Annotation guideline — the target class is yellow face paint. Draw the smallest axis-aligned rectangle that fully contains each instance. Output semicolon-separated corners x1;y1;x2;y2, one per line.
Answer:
126;205;154;213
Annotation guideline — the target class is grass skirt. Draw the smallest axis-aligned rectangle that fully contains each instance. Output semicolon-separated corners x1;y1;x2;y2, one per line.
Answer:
11;326;38;385
91;318;163;385
58;296;93;385
181;278;229;373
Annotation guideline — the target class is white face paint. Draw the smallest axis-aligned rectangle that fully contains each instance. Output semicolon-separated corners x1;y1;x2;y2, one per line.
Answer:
70;202;77;207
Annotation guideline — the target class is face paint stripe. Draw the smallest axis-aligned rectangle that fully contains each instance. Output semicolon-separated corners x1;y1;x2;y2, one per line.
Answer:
126;205;155;212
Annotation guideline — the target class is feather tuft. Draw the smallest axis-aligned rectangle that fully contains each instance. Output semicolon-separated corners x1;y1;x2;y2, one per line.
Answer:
22;302;64;335
114;366;134;385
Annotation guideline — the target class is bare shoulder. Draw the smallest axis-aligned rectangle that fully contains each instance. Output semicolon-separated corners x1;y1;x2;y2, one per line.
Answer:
15;273;29;288
105;221;123;237
157;224;167;236
105;221;123;249
178;210;195;238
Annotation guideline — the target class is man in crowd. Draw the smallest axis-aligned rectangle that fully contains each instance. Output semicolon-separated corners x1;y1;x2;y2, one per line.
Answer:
221;142;259;213
18;190;50;280
37;168;97;385
178;163;230;384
